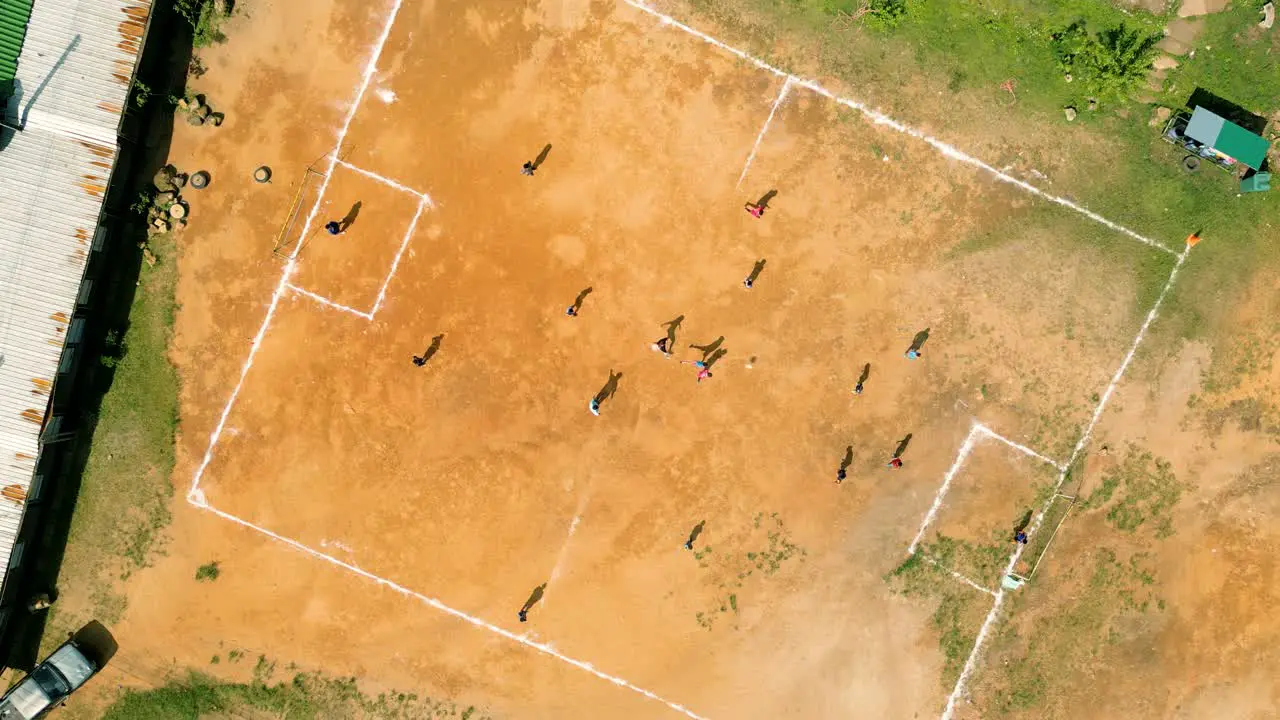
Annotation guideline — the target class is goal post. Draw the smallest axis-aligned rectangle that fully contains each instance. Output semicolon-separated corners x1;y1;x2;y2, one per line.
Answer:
271;159;327;259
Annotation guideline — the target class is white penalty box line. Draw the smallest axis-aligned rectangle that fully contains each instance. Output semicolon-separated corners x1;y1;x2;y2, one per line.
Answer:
287;159;433;320
623;0;1177;257
183;0;703;716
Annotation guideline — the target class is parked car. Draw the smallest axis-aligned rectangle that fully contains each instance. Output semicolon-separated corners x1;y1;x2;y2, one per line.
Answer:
0;625;110;720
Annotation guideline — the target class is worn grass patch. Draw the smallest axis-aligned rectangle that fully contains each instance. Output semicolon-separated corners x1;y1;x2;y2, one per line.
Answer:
1083;444;1184;538
42;234;179;646
100;671;492;720
694;512;807;630
886;552;992;689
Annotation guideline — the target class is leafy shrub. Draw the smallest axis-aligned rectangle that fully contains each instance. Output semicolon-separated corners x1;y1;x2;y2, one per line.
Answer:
1051;21;1160;99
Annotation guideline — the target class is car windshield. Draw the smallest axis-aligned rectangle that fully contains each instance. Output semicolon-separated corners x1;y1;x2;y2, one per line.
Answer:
29;665;69;698
46;645;95;690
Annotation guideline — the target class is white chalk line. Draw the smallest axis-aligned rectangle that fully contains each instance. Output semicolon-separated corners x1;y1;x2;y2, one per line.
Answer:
939;247;1190;720
369;196;427;317
906;424;983;556
737;76;791;188
335;157;434;204
974;424;1064;471
185;261;297;500
286;284;375;320
188;0;406;499
189;500;707;720
622;0;1176;256
921;555;998;598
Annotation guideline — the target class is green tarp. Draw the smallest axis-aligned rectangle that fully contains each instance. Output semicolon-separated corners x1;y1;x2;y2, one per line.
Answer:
1185;105;1271;171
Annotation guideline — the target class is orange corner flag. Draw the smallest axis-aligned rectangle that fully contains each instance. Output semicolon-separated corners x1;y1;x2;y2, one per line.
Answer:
1185;232;1201;248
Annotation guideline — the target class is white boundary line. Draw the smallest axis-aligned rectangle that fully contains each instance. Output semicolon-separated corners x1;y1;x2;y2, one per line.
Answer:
286;284;374;320
907;425;983;556
621;0;1177;256
187;0;406;500
184;2;705;716
187;499;708;720
737;76;791;187
921;555;997;598
335;157;434;203
939;248;1190;720
975;424;1064;471
285;193;427;320
370;196;427;316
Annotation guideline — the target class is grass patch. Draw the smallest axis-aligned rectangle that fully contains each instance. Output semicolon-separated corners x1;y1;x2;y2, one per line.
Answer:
100;671;492;720
695;512;807;630
194;561;220;582
1161;0;1280;113
1084;444;1184;538
45;233;179;637
978;542;1164;717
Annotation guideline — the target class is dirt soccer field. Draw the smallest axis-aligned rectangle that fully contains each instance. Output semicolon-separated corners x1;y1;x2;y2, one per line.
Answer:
120;0;1197;717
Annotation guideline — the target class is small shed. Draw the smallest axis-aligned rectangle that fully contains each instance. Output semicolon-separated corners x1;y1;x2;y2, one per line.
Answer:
1184;106;1270;170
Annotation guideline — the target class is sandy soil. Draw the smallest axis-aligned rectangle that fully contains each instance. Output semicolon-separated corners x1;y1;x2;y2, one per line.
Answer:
73;0;1228;718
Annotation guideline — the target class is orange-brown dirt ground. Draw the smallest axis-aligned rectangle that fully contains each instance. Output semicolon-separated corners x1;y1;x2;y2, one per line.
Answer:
62;0;1280;718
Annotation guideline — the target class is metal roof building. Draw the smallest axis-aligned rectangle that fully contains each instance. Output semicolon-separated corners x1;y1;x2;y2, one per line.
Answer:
0;0;151;627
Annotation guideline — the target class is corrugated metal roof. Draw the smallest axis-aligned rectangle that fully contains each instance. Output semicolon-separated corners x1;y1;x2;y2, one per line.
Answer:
0;0;151;585
0;0;34;86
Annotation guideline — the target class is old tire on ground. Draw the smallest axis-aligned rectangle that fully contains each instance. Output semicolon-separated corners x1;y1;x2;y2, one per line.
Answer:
1182;155;1201;173
254;166;272;183
190;171;211;189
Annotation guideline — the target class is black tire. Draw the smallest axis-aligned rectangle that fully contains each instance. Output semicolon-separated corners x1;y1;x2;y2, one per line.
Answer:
190;171;211;189
1182;155;1201;173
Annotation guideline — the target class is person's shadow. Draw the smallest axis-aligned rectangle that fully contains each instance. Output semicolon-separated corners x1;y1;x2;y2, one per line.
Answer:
413;334;443;366
339;201;362;232
532;143;552;170
684;520;705;550
690;336;724;361
908;328;930;353
755;189;778;210
746;259;766;285
519;583;547;621
857;363;871;386
570;286;593;313
661;315;685;346
893;433;913;459
840;445;853;473
594;370;622;404
704;347;728;369
1013;509;1033;536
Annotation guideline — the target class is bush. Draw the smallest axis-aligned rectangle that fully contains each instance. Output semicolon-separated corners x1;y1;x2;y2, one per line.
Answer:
195;561;221;582
867;0;908;27
175;0;229;48
1051;21;1160;99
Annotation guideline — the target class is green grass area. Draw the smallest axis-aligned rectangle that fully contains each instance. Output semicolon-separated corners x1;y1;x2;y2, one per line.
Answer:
100;671;492;720
43;234;180;639
1161;0;1280;113
674;0;1280;353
